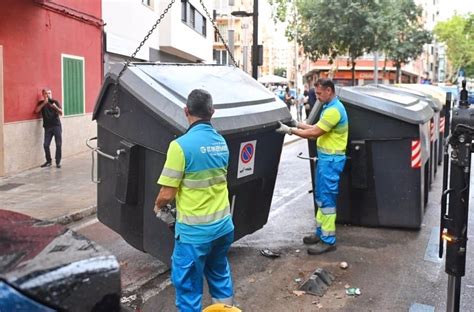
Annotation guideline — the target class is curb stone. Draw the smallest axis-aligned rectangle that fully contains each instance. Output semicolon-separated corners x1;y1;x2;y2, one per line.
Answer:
50;205;97;225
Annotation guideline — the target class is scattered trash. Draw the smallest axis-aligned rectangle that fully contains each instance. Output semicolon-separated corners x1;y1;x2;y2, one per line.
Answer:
120;294;137;304
294;278;302;283
339;261;348;269
344;284;351;289
467;285;474;289
248;278;256;283
293;290;306;297
119;260;128;268
260;248;281;258
345;287;361;296
299;268;335;296
311;301;318;305
295;249;301;253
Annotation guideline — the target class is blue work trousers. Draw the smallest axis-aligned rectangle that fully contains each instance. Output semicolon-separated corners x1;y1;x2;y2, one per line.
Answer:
171;231;234;312
314;157;346;245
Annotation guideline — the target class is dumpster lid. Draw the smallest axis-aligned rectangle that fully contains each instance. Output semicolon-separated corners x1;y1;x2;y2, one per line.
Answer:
398;84;446;107
94;63;290;134
338;86;434;124
372;84;442;112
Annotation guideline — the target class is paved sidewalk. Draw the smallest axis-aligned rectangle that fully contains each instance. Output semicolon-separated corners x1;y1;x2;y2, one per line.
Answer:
0;152;97;224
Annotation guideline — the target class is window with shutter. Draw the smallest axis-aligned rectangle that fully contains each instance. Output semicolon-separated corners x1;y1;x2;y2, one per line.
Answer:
62;55;85;116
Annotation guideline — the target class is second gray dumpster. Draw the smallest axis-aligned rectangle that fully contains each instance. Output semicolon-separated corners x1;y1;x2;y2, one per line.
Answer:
91;63;291;265
372;84;441;187
307;86;433;228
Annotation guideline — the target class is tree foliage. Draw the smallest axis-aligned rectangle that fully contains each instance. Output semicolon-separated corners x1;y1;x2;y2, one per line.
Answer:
434;13;474;79
382;0;432;82
268;0;431;84
274;67;287;77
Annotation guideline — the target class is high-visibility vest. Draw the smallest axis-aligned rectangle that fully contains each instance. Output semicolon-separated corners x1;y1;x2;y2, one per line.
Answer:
158;122;230;225
316;97;348;156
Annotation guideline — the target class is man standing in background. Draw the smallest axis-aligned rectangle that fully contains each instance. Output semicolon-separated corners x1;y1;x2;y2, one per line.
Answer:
35;88;63;168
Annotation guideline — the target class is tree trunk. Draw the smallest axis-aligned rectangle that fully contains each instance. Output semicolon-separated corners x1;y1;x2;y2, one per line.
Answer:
351;59;356;86
396;64;401;83
382;57;387;82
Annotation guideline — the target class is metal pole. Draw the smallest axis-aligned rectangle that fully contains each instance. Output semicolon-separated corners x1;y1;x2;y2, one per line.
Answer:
374;51;378;84
228;0;234;65
251;0;258;79
447;275;461;312
294;2;298;98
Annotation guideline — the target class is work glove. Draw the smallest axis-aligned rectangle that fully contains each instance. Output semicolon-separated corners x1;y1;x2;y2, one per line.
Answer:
288;119;298;128
275;121;292;135
155;204;176;227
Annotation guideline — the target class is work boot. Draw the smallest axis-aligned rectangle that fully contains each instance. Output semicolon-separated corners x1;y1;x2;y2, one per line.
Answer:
303;234;320;245
307;243;336;255
40;162;52;168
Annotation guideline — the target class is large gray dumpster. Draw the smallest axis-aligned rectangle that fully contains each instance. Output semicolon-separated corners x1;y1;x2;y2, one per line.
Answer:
307;86;433;228
91;64;291;265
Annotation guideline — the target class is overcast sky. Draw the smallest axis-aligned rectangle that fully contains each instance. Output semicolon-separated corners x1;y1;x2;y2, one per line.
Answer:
439;0;474;21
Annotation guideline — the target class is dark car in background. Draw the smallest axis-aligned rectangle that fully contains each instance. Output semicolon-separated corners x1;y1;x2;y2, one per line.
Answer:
0;210;121;312
469;90;474;105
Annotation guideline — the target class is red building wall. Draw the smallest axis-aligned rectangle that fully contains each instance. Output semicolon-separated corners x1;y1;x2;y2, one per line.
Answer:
0;0;102;123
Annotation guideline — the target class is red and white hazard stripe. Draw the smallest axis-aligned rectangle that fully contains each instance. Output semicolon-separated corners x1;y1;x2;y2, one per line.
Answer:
440;117;446;133
411;140;421;169
430;121;435;142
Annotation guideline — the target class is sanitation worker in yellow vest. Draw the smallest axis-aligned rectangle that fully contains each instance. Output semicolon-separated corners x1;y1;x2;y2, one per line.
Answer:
276;78;348;255
154;89;234;311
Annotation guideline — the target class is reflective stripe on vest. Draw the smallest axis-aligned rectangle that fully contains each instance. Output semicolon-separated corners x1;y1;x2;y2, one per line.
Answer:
161;167;184;180
178;205;230;225
317;147;346;155
182;175;227;188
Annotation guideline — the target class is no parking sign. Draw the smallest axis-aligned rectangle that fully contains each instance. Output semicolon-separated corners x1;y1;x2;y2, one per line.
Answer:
238;140;257;178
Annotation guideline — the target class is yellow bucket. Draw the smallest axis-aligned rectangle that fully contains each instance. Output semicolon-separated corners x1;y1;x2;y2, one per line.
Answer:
202;303;242;312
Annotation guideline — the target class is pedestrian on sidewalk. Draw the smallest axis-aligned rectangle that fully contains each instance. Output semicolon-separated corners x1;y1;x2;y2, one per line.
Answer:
306;86;316;119
275;78;348;255
296;89;308;121
35;88;63;168
154;89;235;312
284;86;294;111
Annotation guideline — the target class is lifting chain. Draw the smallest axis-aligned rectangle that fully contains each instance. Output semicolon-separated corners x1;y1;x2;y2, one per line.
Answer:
198;0;237;67
109;0;176;115
108;0;237;116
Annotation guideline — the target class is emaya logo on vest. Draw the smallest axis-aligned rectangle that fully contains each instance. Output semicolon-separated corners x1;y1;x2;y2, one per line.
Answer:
200;143;228;155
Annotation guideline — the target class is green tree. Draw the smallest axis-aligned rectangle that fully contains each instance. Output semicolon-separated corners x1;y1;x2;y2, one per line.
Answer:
434;14;474;80
270;0;384;86
274;67;287;77
382;0;431;82
269;0;430;84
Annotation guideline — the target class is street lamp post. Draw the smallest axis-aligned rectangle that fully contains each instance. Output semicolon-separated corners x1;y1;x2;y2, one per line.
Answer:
231;0;258;79
251;0;258;80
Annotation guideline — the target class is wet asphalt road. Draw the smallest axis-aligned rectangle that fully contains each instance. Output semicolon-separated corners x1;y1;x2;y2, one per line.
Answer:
73;138;474;311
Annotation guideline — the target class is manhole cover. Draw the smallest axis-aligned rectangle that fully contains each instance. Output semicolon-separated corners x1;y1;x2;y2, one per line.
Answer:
0;183;24;191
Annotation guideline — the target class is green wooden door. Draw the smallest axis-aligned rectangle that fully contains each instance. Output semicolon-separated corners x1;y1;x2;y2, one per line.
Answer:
62;56;84;116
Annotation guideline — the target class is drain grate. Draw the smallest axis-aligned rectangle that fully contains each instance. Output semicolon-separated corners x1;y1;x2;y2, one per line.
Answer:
0;183;24;191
